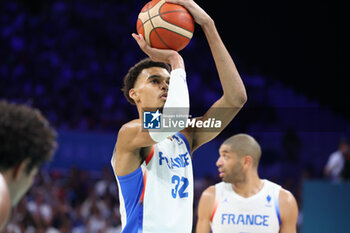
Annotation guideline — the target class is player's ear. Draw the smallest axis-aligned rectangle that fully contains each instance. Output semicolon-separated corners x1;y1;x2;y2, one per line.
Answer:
129;88;139;103
242;155;253;169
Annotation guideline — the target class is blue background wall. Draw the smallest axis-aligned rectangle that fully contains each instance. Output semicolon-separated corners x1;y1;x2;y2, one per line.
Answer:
50;130;117;171
302;181;350;233
51;130;349;180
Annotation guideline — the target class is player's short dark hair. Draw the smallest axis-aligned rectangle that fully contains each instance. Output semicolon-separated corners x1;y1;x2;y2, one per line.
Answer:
222;134;262;167
122;58;171;105
0;101;57;174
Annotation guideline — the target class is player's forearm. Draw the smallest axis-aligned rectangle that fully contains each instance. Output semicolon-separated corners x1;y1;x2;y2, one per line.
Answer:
164;68;189;108
149;68;190;142
161;68;189;132
196;222;211;233
168;53;185;70
202;20;247;107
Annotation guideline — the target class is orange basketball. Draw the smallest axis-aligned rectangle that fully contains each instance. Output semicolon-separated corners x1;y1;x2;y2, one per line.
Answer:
137;0;195;51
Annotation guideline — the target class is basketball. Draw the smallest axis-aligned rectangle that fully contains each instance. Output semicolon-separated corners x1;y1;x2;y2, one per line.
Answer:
137;0;195;51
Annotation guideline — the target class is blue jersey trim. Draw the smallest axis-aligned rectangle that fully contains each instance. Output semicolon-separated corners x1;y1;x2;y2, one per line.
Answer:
117;167;144;233
273;190;281;226
175;132;191;154
117;166;142;182
138;203;144;233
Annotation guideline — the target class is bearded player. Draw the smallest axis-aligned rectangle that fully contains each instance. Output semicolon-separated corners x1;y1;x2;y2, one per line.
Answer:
196;134;298;233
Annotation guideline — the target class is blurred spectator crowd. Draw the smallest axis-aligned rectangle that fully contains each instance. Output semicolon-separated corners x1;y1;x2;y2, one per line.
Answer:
1;0;349;232
1;0;141;131
4;167;219;233
5;167;122;233
0;0;238;132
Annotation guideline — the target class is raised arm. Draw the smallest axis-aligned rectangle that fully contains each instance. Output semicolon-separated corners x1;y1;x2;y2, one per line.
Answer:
167;0;247;151
112;35;190;176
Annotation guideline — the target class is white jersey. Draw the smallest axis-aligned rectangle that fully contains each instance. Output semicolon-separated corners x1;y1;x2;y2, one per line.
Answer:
113;132;193;233
211;180;281;233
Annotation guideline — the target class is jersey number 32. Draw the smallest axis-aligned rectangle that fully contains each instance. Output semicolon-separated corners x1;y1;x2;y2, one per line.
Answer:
171;175;189;198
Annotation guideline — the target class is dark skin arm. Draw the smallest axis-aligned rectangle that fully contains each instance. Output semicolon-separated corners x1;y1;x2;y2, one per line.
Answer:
167;0;247;152
279;188;299;233
196;185;215;233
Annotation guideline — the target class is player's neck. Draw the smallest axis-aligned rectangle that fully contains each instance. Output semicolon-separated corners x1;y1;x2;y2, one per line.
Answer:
136;105;160;119
137;105;143;120
232;172;262;198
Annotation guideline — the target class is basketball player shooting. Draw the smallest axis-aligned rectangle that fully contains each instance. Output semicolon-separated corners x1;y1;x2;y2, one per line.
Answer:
111;0;247;232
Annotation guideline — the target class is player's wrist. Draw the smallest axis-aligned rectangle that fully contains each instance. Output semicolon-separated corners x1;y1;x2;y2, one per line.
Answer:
184;1;212;27
168;53;185;70
200;17;214;30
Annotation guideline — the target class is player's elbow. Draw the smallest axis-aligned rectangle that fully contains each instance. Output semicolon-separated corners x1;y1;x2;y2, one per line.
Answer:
224;91;247;108
237;91;248;107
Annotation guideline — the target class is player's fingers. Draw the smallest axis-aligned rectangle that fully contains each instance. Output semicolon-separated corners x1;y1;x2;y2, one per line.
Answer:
131;33;143;43
132;34;147;49
132;33;153;56
131;33;138;39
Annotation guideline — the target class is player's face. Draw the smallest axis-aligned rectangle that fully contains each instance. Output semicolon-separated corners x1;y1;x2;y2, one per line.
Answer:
216;144;245;184
11;164;38;207
132;67;170;109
